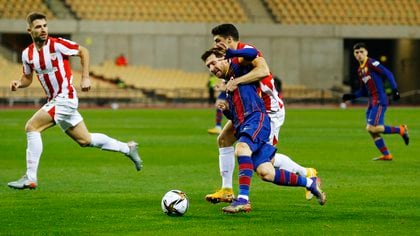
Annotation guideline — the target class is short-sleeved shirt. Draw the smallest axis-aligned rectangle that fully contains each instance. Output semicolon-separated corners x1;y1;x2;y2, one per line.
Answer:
22;37;79;101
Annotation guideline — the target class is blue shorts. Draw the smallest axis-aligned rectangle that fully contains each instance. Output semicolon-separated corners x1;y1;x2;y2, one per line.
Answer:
236;112;276;170
366;104;387;126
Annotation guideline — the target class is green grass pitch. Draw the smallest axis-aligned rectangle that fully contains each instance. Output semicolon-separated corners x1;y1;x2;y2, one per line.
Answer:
0;107;419;234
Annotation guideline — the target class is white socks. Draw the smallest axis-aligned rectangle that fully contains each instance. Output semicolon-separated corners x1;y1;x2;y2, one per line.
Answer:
24;132;129;182
90;133;129;154
273;153;307;176
25;132;42;182
219;147;235;189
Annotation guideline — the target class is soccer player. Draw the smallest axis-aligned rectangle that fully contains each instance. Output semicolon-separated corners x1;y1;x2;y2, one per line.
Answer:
7;12;142;190
207;77;226;135
205;24;318;203
201;48;326;213
342;42;409;161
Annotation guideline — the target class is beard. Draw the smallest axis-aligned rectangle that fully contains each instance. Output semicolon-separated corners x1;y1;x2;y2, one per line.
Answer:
34;35;47;44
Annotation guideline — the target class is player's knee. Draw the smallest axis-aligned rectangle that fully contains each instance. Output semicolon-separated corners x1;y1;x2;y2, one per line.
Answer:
24;122;34;132
234;142;252;156
217;133;234;147
217;133;226;146
256;164;274;182
366;125;379;134
77;138;91;147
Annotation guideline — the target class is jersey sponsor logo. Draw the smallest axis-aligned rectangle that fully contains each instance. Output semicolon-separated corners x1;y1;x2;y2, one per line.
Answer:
372;61;380;66
36;67;58;75
362;75;371;83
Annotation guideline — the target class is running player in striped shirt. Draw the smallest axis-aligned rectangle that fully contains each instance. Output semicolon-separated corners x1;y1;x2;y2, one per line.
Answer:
201;48;326;213
342;42;409;161
7;12;142;190
205;24;318;203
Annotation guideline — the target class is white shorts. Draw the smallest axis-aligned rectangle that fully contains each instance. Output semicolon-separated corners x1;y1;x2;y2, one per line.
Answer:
268;108;285;146
42;95;83;131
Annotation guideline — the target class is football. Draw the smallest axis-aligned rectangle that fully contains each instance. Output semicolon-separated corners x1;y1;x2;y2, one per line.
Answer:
161;190;189;216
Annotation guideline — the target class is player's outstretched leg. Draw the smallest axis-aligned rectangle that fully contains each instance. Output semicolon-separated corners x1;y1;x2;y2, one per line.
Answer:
372;137;393;161
126;141;143;171
307;177;326;205
89;133;143;171
305;168;318;200
205;146;235;203
8;175;37;190
272;153;318;200
222;198;252;213
400;125;409;145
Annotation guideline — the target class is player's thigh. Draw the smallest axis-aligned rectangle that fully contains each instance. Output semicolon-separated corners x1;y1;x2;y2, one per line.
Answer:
366;105;387;126
65;120;91;146
25;109;55;132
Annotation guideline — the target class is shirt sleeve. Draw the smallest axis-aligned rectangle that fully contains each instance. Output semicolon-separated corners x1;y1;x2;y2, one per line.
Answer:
21;49;32;75
55;38;80;56
370;60;398;90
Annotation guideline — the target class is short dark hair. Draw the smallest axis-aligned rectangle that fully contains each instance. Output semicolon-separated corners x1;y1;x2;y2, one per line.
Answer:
201;48;224;62
211;24;239;41
353;42;368;51
26;12;47;26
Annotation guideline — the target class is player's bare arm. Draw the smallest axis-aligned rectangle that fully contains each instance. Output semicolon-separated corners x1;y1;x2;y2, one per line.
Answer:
10;73;33;91
77;45;91;92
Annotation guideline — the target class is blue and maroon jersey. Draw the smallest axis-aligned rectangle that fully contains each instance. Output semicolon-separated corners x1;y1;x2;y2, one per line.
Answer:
225;62;266;129
354;58;398;106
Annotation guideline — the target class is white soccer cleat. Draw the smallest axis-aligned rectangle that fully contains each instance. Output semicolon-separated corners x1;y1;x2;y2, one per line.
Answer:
126;141;143;171
8;175;37;190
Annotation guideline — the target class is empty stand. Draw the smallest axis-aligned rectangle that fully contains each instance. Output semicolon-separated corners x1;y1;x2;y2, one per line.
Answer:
0;0;55;20
90;61;209;100
264;0;420;25
64;0;248;23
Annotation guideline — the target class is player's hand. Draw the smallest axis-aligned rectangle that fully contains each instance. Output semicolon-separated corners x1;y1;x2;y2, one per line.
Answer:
342;93;356;102
214;79;226;91
392;89;400;101
225;77;238;92
81;76;91;92
213;42;228;55
216;100;229;111
10;80;21;91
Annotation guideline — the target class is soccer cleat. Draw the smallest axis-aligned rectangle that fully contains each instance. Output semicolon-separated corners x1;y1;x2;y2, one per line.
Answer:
8;175;37;190
305;168;318;200
207;127;222;135
372;154;393;161
307;177;326;205
205;188;234;204
126;141;143;171
400;125;409;145
222;198;252;213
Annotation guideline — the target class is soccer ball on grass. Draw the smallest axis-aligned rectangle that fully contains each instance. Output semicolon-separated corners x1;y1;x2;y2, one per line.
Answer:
161;190;189;216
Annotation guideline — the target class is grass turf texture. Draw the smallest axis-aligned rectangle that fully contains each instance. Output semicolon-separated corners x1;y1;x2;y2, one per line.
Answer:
0;107;419;235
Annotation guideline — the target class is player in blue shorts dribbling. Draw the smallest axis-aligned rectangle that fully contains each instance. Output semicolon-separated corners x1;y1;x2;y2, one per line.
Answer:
201;48;326;213
343;42;409;161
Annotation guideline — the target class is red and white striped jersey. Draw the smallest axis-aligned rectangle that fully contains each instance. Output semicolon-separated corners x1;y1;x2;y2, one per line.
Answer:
22;37;79;101
236;42;284;114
